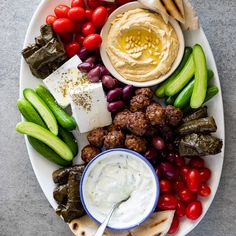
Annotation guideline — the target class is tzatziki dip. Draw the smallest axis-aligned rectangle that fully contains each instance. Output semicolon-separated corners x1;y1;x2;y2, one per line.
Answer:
80;149;159;230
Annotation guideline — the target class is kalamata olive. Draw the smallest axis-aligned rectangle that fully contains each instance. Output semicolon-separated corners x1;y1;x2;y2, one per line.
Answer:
160;162;178;181
144;126;158;138
152;136;165;150
87;66;101;82
106;88;123;102
166;151;176;162
166;143;174;151
78;62;95;72
101;75;118;89
99;65;110;75
107;101;125;113
122;85;134;100
145;147;158;160
77;47;92;61
156;165;162;178
85;56;98;64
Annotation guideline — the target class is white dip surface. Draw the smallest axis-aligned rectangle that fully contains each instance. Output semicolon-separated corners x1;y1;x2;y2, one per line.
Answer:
82;150;158;229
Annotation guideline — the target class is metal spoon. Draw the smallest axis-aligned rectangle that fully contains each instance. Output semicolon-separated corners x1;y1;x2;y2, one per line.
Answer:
94;196;130;236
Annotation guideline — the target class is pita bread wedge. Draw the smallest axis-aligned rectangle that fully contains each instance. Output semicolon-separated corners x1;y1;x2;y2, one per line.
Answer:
174;0;185;17
162;0;185;23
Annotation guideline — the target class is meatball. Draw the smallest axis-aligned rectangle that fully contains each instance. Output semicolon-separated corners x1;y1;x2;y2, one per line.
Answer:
130;94;152;112
146;103;166;125
81;145;100;163
165;105;183;126
127;112;150;136
113;109;131;129
106;124;121;132
135;88;153;98
125;134;147;153
87;128;107;148
104;130;124;149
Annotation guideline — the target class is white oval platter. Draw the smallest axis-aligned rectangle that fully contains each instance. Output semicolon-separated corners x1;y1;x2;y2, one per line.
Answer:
19;0;225;235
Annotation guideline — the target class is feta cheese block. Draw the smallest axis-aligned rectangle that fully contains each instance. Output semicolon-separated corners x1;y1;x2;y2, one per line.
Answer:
43;55;88;108
70;82;112;133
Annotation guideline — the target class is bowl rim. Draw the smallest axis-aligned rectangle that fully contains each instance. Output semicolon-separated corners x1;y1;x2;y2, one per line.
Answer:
100;1;185;87
79;148;160;231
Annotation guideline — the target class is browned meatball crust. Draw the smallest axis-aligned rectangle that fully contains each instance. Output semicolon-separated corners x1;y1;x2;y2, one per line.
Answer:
113;109;131;129
165;105;183;126
125;134;147;153
106;124;121;132
135;88;153;98
127;112;150;136
130;94;152;112
104;130;124;149
146;103;166;125
81;145;100;163
87;128;107;148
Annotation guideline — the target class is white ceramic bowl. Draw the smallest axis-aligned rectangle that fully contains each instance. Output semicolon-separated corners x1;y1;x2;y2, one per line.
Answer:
100;1;185;87
80;148;160;230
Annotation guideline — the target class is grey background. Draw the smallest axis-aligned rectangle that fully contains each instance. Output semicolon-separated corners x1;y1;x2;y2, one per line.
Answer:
0;0;235;235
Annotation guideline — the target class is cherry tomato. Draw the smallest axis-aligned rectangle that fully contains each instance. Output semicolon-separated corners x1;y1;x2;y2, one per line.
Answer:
59;33;73;44
186;169;201;192
82;22;96;36
67;7;86;22
199;183;211;197
175;154;185;167
65;42;80;58
199;168;211;182
115;0;133;5
106;5;117;15
186;201;202;220
87;0;103;9
180;166;190;182
46;15;57;24
156;166;162;178
92;6;108;27
75;34;85;45
53;18;75;33
168;216;179;234
157;194;178;210
71;0;85;8
178;188;197;203
176;200;186;217
83;34;102;50
189;157;205;169
54;5;70;18
160;179;172;194
85;9;94;21
172;180;185;193
74;21;84;33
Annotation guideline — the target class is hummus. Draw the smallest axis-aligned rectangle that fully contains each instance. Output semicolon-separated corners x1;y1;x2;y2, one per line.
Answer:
106;8;180;82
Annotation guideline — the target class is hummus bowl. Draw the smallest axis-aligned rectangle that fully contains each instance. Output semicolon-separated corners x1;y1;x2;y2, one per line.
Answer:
80;148;160;230
100;1;185;87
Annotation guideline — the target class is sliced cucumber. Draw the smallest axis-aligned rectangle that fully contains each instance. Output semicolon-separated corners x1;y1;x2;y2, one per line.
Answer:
165;53;195;96
17;98;46;128
190;44;208;109
16;122;73;161
165;95;178;105
36;85;76;131
204;85;219;103
23;88;58;135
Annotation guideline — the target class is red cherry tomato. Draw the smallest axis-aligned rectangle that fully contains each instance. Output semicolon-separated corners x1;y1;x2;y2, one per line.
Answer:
85;9;94;21
71;0;85;8
67;7;86;22
65;42;80;58
157;194;178;210
75;34;85;45
199;183;211;197
82;22;96;36
180;166;190;182
199;168;212;182
168;216;179;234
74;21;84;33
83;34;102;50
115;0;133;5
172;180;185;193
186;169;201;192
46;15;57;24
59;33;73;44
87;0;103;9
54;5;70;18
189;157;205;169
176;200;186;217
178;188;197;203
53;18;75;33
106;5;117;15
160;179;172;194
186;201;202;220
156;166;162;178
92;6;108;27
175;154;185;167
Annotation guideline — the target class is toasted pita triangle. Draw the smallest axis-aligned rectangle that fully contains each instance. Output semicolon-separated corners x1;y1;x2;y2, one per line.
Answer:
174;0;185;17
